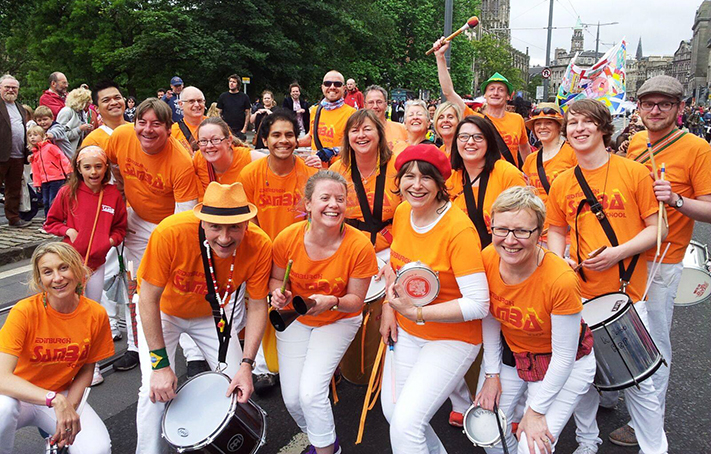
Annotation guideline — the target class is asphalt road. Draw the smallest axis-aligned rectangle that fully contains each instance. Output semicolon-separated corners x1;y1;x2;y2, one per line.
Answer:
1;224;710;454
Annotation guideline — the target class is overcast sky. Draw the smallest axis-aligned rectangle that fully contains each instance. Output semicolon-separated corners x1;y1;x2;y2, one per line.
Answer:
509;0;703;66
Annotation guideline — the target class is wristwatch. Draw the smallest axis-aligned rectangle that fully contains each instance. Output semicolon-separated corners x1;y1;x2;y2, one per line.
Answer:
240;358;255;370
416;307;425;325
45;391;56;408
673;194;684;209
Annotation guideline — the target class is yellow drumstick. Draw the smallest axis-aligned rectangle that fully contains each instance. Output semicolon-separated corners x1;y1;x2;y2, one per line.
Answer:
656;164;666;257
281;259;293;293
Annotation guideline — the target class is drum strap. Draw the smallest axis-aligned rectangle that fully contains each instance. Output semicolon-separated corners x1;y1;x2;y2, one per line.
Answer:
347;161;392;244
462;169;492;248
536;149;551;194
312;105;325;151
177;119;199;153
198;225;240;363
484;114;522;170
573;166;639;291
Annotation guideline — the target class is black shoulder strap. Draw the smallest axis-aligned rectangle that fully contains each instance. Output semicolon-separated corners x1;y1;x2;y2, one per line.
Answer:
484;114;522;169
536;150;551;194
573;165;639;291
462;170;492;248
178;120;198;152
313;104;325;151
349;162;391;244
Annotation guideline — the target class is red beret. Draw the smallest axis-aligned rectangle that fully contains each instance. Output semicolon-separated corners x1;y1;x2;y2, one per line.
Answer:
394;143;452;180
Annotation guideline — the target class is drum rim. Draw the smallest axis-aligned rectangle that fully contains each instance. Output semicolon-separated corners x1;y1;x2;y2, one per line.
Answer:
594;354;664;391
162;371;237;449
582;292;633;330
395;262;441;306
674;267;711;306
462;405;506;447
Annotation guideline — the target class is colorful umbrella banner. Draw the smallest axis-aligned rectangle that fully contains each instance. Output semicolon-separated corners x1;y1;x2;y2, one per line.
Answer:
557;39;627;115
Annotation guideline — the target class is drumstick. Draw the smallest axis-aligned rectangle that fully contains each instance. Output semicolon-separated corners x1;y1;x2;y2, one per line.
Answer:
656;163;666;257
642;242;671;302
425;16;479;55
281;259;293;293
647;142;659;180
573;246;607;272
388;336;396;404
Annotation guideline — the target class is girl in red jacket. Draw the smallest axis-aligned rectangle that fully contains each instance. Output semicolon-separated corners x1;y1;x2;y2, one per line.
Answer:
27;125;72;217
45;145;127;385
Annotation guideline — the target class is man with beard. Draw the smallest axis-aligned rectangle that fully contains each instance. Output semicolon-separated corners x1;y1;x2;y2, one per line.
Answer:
217;75;251;141
0;75;30;228
39;72;68;118
344;78;365;109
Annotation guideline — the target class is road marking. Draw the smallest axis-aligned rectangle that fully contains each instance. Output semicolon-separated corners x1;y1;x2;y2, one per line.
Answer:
277;432;309;454
0;264;31;280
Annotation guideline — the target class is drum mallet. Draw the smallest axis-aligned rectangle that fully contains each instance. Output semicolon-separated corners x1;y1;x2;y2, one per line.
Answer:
425;16;479;55
573;246;607;272
656;164;666;257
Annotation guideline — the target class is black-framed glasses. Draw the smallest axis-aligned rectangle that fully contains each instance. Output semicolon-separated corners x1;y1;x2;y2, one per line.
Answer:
532;106;559;116
322;81;344;88
639;101;677;112
491;226;539;239
457;133;486;143
197;137;229;146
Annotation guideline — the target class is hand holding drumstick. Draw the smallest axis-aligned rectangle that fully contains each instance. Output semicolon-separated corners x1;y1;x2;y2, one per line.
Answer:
573;246;608;272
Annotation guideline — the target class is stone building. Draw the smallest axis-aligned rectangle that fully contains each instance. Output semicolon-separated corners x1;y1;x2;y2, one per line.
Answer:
673;40;692;96
690;1;711;102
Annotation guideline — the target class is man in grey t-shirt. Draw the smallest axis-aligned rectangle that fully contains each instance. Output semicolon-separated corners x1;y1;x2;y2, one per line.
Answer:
0;74;30;228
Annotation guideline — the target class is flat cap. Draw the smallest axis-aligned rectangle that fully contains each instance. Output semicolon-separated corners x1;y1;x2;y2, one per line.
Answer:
637;75;684;100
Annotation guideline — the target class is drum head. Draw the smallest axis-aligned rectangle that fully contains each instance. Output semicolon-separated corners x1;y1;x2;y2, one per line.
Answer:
365;257;387;303
463;406;506;447
675;268;711;306
581;293;631;328
396;262;439;307
683;241;709;269
163;372;233;448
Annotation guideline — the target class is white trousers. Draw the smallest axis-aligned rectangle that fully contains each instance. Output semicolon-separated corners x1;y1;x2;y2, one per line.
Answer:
381;329;480;454
276;316;362;448
134;307;243;454
0;394;110;454
477;354;596;454
573;301;668;454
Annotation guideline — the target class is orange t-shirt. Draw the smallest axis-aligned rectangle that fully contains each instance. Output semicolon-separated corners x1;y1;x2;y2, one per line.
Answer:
627;130;711;263
81;125;122;150
0;294;114;392
171;116;206;155
447;159;527;236
389;203;485;344
105;124;200;225
272;222;378;327
193;146;253;201
138;210;272;318
238;156;317;240
546;155;658;302
470;111;527;167
384;120;408;150
329;157;401;251
483;246;582;354
463;106;477;117
309;104;356;150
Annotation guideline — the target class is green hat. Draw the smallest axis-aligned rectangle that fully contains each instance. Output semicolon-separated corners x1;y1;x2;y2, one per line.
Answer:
481;72;513;94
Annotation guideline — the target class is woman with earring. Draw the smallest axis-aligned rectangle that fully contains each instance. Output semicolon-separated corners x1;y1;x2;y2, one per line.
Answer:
0;243;114;453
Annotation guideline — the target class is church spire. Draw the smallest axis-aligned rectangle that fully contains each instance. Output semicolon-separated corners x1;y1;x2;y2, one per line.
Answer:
636;37;643;60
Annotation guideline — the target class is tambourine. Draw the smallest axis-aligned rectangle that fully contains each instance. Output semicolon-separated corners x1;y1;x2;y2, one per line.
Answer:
394;261;440;307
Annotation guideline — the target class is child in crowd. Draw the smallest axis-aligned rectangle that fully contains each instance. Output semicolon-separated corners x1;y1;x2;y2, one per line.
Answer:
33;105;73;158
44;145;127;386
22;104;36;129
27;125;71;217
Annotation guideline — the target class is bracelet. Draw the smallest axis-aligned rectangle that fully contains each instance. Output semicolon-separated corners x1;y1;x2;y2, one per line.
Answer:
241;358;255;370
149;348;170;370
485;373;500;379
330;296;340;311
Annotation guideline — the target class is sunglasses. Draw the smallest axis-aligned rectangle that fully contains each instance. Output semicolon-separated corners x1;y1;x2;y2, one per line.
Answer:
322;81;344;88
532;107;560;116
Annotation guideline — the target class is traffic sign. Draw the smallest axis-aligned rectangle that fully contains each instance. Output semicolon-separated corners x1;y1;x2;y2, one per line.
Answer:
242;77;251;84
541;67;551;79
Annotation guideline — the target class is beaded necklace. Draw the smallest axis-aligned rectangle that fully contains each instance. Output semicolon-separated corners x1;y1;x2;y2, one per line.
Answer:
203;239;236;331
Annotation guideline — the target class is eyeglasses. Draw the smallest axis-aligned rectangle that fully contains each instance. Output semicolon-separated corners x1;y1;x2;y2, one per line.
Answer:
532;107;560;116
197;137;229;146
183;99;205;105
639;101;677;112
491;226;539;239
456;133;486;143
322;81;344;88
1;86;19;91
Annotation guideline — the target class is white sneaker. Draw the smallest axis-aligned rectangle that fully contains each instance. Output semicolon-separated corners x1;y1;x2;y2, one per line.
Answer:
572;444;598;454
598;390;619;409
91;365;104;386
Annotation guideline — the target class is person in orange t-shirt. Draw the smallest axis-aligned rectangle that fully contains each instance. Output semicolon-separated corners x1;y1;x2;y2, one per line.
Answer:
193;117;253;201
433;101;462;158
447;116;526;248
617;75;711;443
364;85;408;150
474;187;595;454
521;103;577;246
377;144;489;453
547;99;668;454
270;170;377;453
81;80;127;150
330;109;401;254
0;243;114;452
135;182;271;454
104;98;201;370
170;86;207;155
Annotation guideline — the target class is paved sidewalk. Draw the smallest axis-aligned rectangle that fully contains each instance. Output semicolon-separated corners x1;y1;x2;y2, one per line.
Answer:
0;217;56;266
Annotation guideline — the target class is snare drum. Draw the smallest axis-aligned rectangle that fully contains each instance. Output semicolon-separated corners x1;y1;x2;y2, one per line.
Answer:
582;293;664;391
463;405;507;448
675;241;711;307
395;261;440;306
162;372;266;453
342;257;387;385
